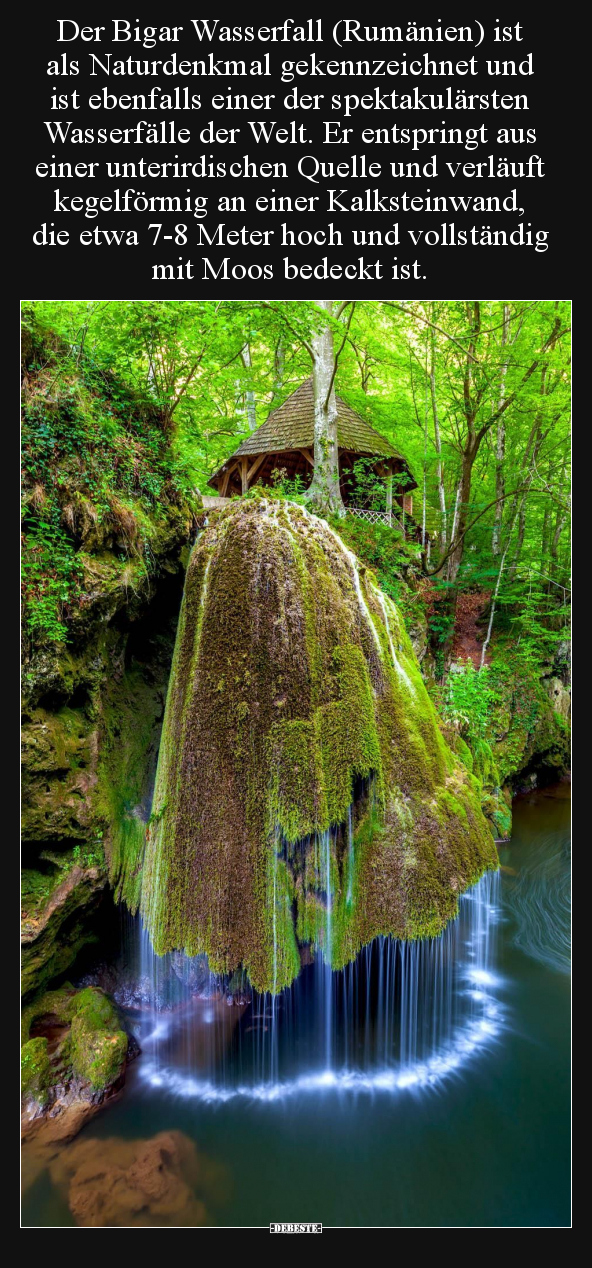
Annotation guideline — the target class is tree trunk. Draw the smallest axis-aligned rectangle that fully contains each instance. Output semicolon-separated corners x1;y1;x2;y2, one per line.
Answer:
507;364;549;583
445;302;481;584
492;302;510;556
271;336;285;402
481;481;530;666
446;441;478;583
550;448;568;583
240;344;257;431
305;301;345;517
508;497;528;581
429;323;447;552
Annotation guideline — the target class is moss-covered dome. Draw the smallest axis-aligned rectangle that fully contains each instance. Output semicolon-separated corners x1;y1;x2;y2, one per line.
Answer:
136;499;497;992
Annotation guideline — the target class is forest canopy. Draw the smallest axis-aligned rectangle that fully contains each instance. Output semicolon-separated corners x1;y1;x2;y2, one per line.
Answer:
21;297;570;676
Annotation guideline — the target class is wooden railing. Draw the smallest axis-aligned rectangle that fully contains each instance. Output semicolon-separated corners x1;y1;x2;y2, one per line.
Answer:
200;496;407;538
347;507;405;534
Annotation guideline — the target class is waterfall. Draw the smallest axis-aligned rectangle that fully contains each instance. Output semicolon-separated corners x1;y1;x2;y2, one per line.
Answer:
133;869;503;1102
269;832;280;1084
318;828;333;1069
345;804;355;906
374;588;416;695
323;521;384;658
137;499;498;992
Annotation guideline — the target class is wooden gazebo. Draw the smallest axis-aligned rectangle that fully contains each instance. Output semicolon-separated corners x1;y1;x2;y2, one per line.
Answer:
207;378;417;527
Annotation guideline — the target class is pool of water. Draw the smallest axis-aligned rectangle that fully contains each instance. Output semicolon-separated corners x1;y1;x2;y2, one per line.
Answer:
22;783;571;1228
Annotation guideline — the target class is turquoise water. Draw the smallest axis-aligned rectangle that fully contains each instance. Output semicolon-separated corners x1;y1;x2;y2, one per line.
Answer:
22;784;571;1228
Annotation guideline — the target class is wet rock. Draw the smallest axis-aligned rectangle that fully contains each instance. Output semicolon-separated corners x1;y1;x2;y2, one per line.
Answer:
48;1130;229;1227
169;951;213;995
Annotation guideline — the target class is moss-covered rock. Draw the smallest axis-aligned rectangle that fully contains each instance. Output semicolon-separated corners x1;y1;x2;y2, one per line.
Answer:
68;987;128;1091
21;1038;52;1104
138;499;498;992
488;664;571;789
21;985;129;1129
21;984;77;1044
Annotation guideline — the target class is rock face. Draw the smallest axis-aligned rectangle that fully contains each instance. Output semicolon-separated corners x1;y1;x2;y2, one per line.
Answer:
21;320;201;1001
546;676;571;723
21;560;193;999
21;858;107;998
139;499;498;993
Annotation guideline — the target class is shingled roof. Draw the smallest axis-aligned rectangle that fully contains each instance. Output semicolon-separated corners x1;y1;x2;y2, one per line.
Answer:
208;378;416;488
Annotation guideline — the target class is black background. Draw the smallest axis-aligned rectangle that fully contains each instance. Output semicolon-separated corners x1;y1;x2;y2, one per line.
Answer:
16;14;577;1238
18;14;576;298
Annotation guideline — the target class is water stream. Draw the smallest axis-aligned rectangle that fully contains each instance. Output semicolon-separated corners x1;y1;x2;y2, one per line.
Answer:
22;784;571;1228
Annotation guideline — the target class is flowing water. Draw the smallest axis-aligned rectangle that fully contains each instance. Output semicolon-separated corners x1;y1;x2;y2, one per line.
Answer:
22;784;571;1228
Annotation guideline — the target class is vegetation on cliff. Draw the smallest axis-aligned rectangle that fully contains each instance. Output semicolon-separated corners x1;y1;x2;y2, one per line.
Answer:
21;315;199;1002
21;313;197;648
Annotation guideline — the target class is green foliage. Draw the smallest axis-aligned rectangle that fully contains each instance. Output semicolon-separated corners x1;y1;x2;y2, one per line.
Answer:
345;457;388;510
436;644;569;795
21;510;84;642
442;661;500;745
426;588;456;679
25;299;570;635
330;514;414;605
21;318;196;644
245;468;309;504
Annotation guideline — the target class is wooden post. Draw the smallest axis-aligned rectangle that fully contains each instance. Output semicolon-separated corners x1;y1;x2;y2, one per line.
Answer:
245;453;267;488
385;473;393;526
241;457;248;495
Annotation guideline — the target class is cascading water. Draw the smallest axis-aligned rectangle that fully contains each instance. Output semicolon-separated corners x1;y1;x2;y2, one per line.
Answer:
374;588;417;696
316;828;333;1070
138;498;498;995
130;870;503;1103
345;805;354;906
129;500;501;1111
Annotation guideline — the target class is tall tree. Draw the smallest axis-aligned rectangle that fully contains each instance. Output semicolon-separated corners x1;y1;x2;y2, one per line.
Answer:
304;300;344;515
491;302;511;556
429;314;447;552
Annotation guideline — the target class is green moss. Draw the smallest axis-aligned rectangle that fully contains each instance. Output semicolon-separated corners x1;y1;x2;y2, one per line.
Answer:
99;657;175;912
21;984;77;1044
455;736;474;774
472;738;501;791
482;792;513;840
68;987;128;1091
21;985;127;1105
269;720;326;842
21;1037;52;1104
139;501;498;993
21;317;198;647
